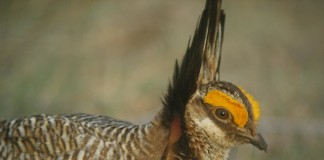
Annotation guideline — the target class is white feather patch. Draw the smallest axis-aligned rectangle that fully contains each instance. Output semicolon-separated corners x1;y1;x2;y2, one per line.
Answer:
194;117;226;138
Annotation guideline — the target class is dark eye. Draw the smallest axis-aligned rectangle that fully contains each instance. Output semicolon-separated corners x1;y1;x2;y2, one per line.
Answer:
215;108;230;120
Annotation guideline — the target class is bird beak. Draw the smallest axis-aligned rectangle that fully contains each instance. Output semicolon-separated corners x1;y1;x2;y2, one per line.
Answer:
248;133;268;152
238;121;268;152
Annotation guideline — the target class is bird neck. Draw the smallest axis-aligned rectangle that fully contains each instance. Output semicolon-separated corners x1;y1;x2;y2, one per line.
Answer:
156;102;231;160
185;116;231;160
125;110;170;159
159;117;230;160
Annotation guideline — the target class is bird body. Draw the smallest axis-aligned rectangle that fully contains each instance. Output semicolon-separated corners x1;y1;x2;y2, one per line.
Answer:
0;113;169;159
0;0;267;159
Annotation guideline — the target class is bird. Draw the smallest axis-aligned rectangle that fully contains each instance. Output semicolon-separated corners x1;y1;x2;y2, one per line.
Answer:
0;0;267;159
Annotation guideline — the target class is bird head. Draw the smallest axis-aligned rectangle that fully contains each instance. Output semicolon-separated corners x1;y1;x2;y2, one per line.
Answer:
184;81;267;151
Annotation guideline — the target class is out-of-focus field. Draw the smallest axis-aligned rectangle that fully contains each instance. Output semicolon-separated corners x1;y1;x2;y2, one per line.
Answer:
1;0;323;159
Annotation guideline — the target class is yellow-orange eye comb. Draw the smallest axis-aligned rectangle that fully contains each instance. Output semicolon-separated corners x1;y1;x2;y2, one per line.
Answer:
204;90;248;128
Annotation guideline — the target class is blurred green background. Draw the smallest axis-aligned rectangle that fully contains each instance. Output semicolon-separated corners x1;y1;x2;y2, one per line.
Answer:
0;0;323;159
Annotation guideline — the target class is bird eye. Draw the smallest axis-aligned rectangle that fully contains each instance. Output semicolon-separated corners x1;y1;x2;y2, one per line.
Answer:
215;108;230;120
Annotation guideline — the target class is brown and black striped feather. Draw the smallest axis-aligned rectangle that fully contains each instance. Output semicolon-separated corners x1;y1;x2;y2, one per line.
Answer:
0;114;169;159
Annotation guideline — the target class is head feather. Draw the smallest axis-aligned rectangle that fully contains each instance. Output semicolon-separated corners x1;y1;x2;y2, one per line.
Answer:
163;0;225;123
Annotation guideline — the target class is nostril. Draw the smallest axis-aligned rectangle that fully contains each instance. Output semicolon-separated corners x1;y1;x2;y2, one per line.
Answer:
246;125;257;137
245;121;257;136
248;127;256;136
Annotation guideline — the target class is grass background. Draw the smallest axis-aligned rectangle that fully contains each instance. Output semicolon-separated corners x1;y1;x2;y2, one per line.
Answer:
1;0;323;159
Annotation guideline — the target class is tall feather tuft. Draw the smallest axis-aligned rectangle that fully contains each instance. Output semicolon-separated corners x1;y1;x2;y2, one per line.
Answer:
162;0;225;125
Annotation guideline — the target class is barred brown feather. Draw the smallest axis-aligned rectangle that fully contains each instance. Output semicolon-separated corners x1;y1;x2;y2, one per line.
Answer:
0;113;168;159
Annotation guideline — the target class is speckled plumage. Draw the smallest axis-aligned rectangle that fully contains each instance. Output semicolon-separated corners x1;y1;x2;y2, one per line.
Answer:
0;0;267;159
0;113;169;159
